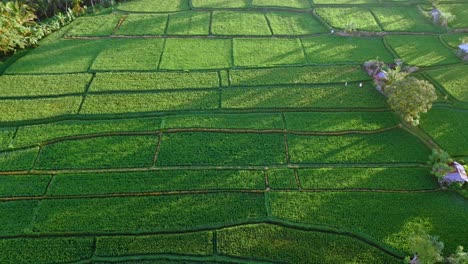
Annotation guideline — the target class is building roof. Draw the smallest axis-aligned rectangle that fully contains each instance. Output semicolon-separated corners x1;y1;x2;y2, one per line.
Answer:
443;162;468;183
459;44;468;52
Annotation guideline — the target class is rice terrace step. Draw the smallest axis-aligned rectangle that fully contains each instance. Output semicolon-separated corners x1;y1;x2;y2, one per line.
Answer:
0;0;467;263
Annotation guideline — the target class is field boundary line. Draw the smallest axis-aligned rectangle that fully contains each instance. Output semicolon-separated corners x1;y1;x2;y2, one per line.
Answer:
0;220;406;260
0;162;430;176
77;73;96;114
112;15;128;35
0;126;401;154
152;132;163;166
0;188;443;202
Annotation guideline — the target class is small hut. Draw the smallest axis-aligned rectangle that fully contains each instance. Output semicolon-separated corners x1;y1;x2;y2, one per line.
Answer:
458;44;468;61
441;162;468;185
431;8;442;23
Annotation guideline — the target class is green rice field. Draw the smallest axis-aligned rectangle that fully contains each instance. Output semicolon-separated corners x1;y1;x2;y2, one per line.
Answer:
0;0;467;263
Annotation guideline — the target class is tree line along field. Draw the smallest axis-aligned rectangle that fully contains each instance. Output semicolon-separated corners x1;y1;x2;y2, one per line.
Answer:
0;0;467;263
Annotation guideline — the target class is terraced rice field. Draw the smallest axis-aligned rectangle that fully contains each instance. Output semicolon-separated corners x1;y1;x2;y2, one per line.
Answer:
0;0;467;263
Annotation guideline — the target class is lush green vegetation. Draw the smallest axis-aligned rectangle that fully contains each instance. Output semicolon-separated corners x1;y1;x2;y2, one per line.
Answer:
218;224;400;263
266;12;327;35
160;39;232;70
66;14;121;37
0;96;82;122
48;170;265;195
81;91;219;114
157;132;285;166
167;12;210;35
420;107;468;156
212;12;271;36
0;237;94;264
233;38;306;67
115;14;168;36
371;7;441;32
0;175;50;197
96;232;213;257
0;74;91;96
301;36;394;63
35;135;158;169
229;65;369;86
32;193;266;232
222;85;387;109
270;192;468;252
425;65;468;102
91;71;219;92
284;112;398;131
385;35;460;66
315;8;381;31
298;167;438;190
1;0;467;262
288;129;430;163
117;0;189;12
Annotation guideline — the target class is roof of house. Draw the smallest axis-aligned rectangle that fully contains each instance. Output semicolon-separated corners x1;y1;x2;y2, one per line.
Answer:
459;44;468;52
443;162;468;183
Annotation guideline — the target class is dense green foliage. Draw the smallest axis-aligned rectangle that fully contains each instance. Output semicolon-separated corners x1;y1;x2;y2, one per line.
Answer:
0;175;50;197
218;224;400;263
288;129;430;163
425;65;468;102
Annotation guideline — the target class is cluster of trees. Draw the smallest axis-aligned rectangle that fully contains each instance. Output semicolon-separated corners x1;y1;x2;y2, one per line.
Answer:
406;224;467;264
0;0;128;56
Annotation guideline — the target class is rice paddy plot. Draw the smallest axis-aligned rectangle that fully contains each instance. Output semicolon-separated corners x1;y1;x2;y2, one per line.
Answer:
90;71;220;92
301;36;394;63
0;128;14;150
167;12;211;35
0;74;92;97
31;193;266;233
0;175;50;197
0;200;38;235
371;7;441;32
385;35;460;66
270;192;468;252
191;0;249;8
252;0;311;9
420;107;468;156
5;40;104;74
161;113;284;130
65;14;122;37
438;4;468;29
288;129;430;163
35;135;158;170
160;39;232;70
313;0;377;3
441;34;468;48
13;118;161;148
218;224;400;263
284;112;398;132
95;232;213;257
156;132;286;166
91;39;165;71
0;148;39;171
268;169;297;189
81;91;219;114
211;12;271;36
298;167;438;190
315;8;382;31
48;170;265;196
425;65;468;102
0;96;82;122
222;85;386;109
115;14;168;36
0;237;94;264
233;38;306;67
117;0;189;12
229;65;369;86
266;12;327;35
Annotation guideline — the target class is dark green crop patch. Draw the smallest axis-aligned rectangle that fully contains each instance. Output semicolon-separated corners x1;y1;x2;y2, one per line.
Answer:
35;135;158;170
157;132;286;166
